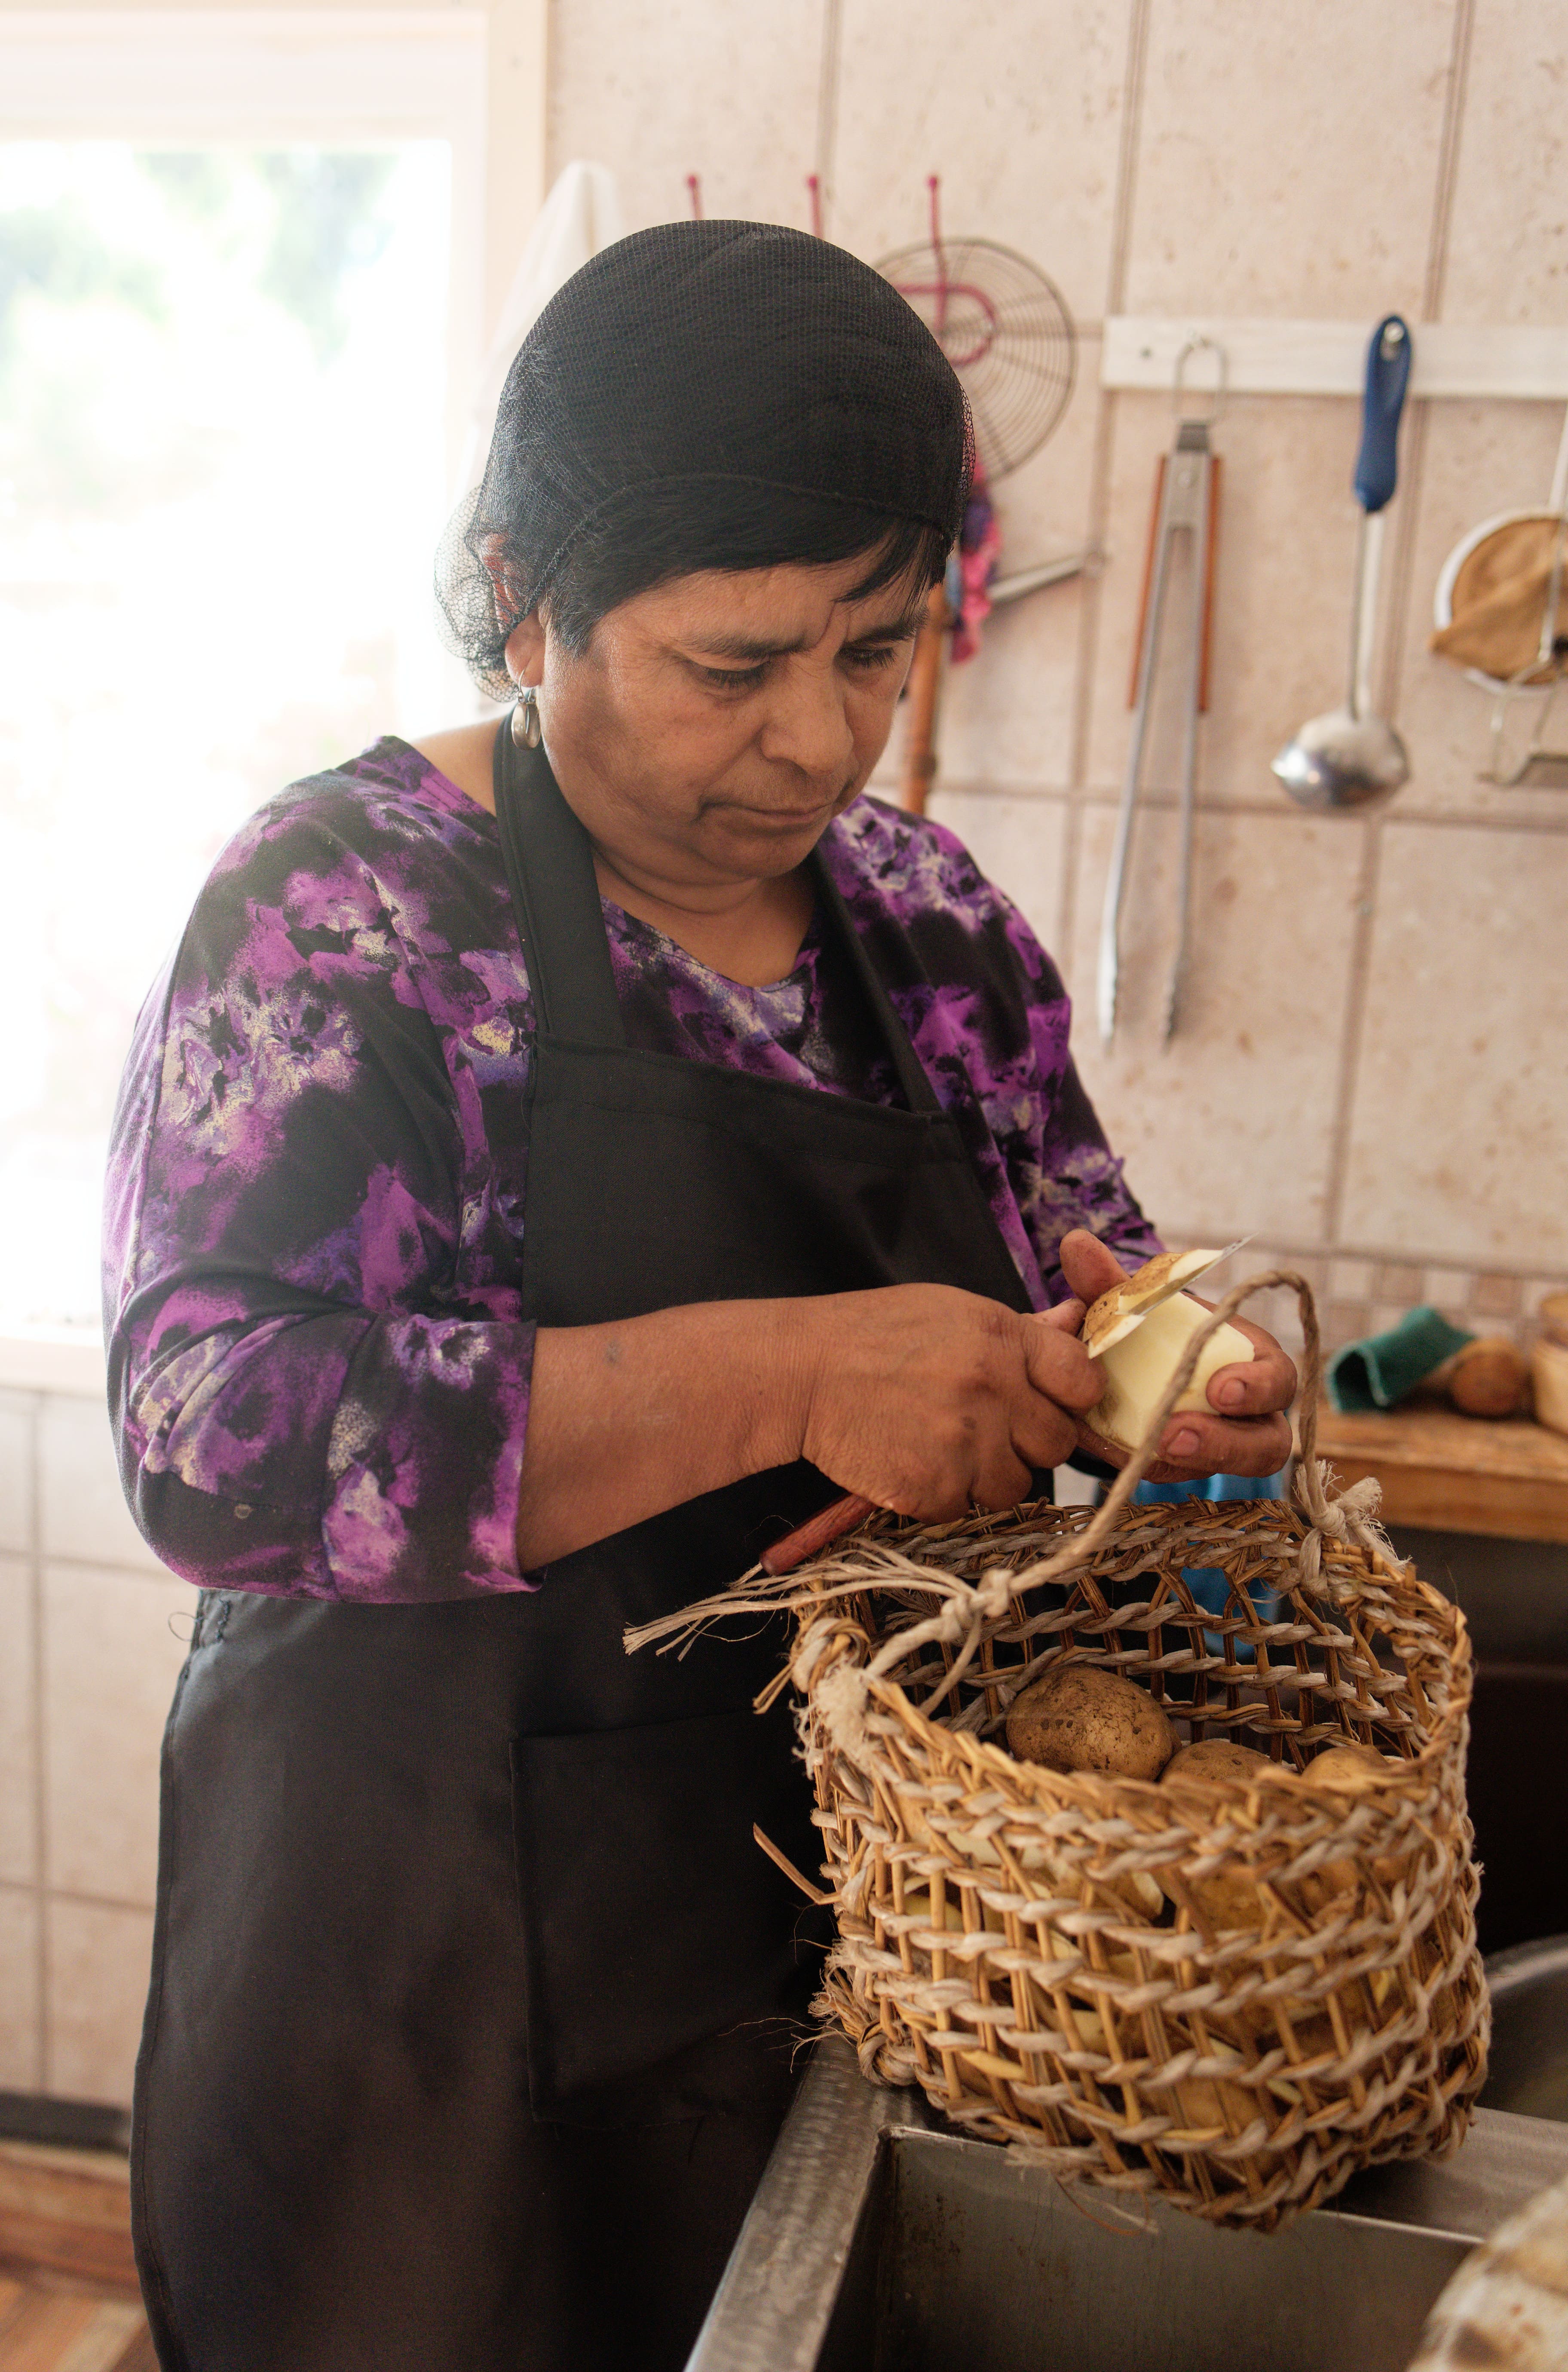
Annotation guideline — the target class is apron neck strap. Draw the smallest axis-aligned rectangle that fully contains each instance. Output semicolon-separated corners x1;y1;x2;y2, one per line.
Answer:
493;720;626;1047
494;718;942;1115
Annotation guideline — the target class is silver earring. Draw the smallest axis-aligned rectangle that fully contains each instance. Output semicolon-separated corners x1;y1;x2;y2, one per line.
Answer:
511;689;542;750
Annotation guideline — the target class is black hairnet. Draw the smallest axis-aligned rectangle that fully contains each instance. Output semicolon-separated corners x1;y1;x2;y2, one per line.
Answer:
437;219;972;693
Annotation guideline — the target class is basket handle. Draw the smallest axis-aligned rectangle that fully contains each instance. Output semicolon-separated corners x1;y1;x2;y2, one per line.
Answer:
765;1267;1329;1587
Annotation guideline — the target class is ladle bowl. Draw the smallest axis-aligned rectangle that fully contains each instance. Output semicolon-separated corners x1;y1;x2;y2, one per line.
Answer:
1271;703;1409;809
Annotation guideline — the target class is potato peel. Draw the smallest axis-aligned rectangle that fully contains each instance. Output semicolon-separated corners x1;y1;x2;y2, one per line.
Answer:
1083;1246;1228;1356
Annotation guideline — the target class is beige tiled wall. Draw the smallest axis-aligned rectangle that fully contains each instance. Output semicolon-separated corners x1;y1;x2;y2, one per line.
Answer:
551;0;1568;1348
0;1381;191;2109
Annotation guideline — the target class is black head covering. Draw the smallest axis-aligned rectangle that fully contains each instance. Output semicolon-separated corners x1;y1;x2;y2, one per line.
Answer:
438;219;971;687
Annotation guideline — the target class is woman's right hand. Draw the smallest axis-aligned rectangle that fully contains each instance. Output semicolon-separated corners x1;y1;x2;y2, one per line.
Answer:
517;1282;1102;1568
787;1282;1103;1522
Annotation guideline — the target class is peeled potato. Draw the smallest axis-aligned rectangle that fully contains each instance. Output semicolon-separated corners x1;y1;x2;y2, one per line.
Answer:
1161;1740;1275;1787
1086;1288;1256;1455
1006;1664;1176;1782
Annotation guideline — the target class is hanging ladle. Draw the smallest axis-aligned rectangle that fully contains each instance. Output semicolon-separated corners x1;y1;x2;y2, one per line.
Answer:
1272;314;1413;809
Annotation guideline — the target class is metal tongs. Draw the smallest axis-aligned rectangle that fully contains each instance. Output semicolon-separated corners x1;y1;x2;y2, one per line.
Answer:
1098;338;1224;1047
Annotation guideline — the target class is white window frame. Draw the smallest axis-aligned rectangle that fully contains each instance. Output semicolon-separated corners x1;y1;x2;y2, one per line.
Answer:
0;10;494;1381
0;9;490;490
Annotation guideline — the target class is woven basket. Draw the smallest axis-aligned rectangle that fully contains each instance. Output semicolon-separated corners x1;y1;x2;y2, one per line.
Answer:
631;1270;1488;2232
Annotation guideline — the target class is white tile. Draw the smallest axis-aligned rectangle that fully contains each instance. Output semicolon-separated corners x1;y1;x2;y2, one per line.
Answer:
43;1562;190;1908
834;0;1132;330
1340;824;1568;1268
1065;803;1360;1247
0;1554;36;1889
0;1338;105;1396
0;1884;41;2091
0;1389;31;1556
1124;0;1452;316
547;0;825;238
925;789;1070;962
44;1898;153;2109
1428;1268;1473;1313
1442;0;1568;326
1329;1258;1375;1301
40;1391;163;1575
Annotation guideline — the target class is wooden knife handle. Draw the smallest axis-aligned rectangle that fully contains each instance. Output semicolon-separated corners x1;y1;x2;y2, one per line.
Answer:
760;1492;878;1577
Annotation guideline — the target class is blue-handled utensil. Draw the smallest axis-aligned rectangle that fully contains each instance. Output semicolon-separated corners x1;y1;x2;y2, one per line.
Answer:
1272;314;1413;809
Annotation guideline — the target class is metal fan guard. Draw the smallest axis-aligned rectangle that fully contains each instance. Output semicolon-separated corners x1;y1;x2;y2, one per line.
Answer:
875;235;1076;480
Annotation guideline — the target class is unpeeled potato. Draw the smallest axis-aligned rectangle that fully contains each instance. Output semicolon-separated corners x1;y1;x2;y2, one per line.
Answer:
1161;1740;1275;1787
1005;1664;1176;1782
1308;1740;1392;1789
1166;1865;1266;1933
1301;1740;1405;1909
1157;1740;1273;1930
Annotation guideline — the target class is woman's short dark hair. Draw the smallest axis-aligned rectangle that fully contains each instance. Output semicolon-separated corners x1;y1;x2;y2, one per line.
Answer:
437;220;969;699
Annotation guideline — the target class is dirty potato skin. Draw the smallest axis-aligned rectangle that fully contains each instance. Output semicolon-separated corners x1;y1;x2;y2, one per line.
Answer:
1161;1740;1275;1787
1157;1740;1274;1928
1301;1740;1404;1908
1308;1740;1392;1789
1005;1664;1176;1781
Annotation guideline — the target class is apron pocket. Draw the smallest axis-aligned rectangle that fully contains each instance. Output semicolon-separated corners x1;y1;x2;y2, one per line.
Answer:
510;1701;818;2122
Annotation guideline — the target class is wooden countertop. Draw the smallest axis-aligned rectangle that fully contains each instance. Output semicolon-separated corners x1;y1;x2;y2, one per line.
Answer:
1311;1398;1568;1543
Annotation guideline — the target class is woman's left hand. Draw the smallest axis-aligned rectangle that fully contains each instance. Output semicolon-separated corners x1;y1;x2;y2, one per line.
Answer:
1055;1228;1296;1485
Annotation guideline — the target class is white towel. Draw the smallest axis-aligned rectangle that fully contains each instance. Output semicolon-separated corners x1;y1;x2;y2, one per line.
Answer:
460;160;625;490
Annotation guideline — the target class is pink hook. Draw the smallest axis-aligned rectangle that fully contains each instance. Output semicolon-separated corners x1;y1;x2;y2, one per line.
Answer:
686;172;703;221
806;173;823;239
926;175;949;339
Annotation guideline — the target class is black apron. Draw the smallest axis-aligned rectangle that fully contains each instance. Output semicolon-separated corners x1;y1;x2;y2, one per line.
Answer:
131;735;1034;2372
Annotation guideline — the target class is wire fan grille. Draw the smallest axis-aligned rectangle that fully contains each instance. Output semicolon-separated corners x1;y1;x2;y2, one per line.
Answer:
876;236;1076;480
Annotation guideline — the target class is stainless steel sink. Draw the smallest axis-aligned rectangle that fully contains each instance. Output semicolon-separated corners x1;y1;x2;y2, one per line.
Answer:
686;2040;1568;2372
1482;1933;1568;2123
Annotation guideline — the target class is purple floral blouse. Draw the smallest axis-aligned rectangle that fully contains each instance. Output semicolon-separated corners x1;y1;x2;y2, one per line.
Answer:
103;738;1161;1605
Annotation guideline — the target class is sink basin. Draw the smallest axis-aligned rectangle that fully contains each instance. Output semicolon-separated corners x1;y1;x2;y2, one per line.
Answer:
1481;1933;1568;2122
686;2041;1568;2372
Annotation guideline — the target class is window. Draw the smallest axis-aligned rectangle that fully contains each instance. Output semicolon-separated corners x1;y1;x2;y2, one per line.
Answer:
0;15;486;1331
